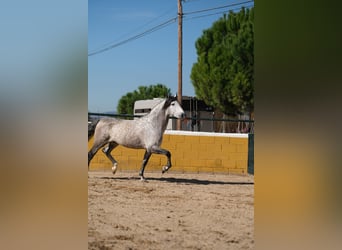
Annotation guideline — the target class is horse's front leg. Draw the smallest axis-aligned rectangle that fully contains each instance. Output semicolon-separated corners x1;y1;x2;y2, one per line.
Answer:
151;146;172;174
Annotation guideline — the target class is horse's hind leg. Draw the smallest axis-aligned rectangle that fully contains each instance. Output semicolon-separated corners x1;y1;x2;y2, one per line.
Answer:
102;142;119;174
88;139;108;169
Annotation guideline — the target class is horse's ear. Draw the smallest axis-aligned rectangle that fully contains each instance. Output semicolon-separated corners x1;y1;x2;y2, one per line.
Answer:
163;96;175;109
173;94;178;102
166;94;176;100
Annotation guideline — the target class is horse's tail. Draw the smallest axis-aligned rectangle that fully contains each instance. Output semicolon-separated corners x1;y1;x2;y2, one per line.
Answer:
88;118;100;141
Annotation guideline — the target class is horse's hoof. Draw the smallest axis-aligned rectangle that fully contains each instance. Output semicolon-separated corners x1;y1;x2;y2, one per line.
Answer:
112;163;118;175
102;146;108;153
162;165;169;174
140;176;147;182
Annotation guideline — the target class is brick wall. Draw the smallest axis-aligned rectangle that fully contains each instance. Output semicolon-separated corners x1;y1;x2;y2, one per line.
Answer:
88;131;248;174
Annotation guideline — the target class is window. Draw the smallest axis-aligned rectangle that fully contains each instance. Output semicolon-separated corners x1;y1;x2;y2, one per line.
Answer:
134;108;151;114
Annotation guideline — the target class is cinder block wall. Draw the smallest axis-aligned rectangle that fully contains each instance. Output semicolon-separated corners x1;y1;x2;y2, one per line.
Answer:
88;131;248;174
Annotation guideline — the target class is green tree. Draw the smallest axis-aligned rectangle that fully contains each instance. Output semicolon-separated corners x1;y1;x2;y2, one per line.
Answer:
191;7;254;115
117;83;172;114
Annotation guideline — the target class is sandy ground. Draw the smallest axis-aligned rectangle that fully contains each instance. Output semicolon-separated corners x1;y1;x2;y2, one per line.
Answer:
88;171;254;250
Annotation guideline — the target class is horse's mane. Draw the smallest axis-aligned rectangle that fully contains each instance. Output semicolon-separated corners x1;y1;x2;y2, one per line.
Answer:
144;98;167;117
142;96;177;118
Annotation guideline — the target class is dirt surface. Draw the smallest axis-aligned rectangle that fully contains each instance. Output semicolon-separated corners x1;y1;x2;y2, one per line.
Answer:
88;171;254;249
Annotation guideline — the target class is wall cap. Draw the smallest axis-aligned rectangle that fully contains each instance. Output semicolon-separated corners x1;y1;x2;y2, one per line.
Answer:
165;130;248;138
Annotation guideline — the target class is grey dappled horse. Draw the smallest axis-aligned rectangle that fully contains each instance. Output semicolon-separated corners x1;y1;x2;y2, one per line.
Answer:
88;97;185;180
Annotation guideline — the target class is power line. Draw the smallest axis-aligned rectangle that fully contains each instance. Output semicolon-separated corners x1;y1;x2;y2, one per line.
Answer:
88;1;254;57
95;7;176;52
183;0;253;16
88;17;177;57
184;4;254;21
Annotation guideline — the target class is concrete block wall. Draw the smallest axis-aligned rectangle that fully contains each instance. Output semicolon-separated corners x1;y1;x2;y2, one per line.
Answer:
88;130;249;175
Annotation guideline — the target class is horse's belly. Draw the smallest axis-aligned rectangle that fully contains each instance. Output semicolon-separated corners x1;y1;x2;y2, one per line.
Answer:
117;137;144;149
122;142;144;149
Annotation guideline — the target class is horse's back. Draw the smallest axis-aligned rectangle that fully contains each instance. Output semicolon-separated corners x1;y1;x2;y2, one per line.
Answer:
98;118;146;148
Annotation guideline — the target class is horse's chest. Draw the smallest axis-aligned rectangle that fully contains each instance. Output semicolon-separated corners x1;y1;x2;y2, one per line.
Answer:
144;132;162;147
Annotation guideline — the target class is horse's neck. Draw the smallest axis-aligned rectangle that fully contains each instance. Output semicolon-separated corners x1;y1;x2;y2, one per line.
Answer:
146;102;169;133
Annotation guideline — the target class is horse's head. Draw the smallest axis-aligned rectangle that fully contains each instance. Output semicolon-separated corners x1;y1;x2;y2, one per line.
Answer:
163;96;185;119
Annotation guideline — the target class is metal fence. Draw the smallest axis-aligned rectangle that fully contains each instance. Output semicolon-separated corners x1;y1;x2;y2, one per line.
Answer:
88;112;254;134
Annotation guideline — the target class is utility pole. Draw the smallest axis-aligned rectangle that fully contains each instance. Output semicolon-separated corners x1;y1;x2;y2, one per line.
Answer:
177;0;183;130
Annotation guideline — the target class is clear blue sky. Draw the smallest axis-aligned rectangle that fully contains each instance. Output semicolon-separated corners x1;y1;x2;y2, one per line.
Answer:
88;0;253;113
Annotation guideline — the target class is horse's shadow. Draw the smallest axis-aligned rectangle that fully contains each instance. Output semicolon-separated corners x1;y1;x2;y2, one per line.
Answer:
98;176;254;186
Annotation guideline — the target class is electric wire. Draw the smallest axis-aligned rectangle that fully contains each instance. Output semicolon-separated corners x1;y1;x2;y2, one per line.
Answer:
183;0;253;15
184;3;254;21
88;1;254;57
88;17;176;57
101;7;176;49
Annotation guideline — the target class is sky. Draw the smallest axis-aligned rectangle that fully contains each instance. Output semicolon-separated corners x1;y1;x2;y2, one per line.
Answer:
88;0;254;113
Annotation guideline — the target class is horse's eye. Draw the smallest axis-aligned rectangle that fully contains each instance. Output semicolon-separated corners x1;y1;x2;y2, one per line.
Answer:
171;102;175;106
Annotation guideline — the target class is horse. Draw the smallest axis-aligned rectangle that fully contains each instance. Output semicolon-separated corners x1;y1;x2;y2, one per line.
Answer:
88;96;185;181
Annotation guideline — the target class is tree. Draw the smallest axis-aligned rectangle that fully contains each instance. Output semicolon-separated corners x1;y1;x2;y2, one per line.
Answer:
191;7;254;115
117;83;172;114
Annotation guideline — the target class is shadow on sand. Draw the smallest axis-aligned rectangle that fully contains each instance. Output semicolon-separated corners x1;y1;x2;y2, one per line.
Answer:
98;176;254;186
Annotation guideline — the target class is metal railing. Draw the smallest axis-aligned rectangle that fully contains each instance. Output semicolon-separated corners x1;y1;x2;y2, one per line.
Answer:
88;112;254;134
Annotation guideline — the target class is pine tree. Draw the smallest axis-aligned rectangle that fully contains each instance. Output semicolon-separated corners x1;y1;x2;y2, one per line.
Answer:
191;7;254;115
